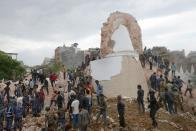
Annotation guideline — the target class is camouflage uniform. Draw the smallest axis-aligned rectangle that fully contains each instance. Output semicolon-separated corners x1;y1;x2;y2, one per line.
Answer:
172;90;183;113
158;81;167;110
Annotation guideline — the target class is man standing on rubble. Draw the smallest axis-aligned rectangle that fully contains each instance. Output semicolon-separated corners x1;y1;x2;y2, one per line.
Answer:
6;102;14;131
71;95;80;130
176;76;184;93
137;85;145;113
184;80;193;97
56;91;64;110
4;81;11;103
79;105;90;131
57;108;66;131
150;72;157;91
171;84;184;113
117;95;126;128
14;101;23;131
148;91;159;128
171;62;176;77
96;94;108;127
165;88;174;114
95;80;103;105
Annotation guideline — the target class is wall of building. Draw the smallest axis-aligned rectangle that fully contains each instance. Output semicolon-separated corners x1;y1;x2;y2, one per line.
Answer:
55;45;85;68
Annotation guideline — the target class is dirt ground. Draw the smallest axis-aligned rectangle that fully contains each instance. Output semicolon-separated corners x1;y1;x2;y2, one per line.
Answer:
6;66;196;131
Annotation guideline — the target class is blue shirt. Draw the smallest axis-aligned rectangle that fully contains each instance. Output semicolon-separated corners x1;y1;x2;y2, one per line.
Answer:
96;84;103;96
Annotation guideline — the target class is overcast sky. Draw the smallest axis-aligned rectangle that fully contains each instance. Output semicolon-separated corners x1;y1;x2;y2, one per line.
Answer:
0;0;196;66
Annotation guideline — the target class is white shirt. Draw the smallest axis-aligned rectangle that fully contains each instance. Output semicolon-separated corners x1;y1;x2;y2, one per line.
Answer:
187;83;193;89
71;99;79;114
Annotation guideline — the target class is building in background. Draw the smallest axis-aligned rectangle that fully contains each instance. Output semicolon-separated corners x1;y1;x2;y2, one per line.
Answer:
42;57;55;66
55;44;85;68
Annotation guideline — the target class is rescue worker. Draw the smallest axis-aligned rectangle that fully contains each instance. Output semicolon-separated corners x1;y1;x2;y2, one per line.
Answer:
79;105;90;131
71;95;80;130
14;102;23;131
56;91;64;110
184;80;193;97
4;81;11;103
57;108;66;131
176;76;184;92
31;86;39;117
137;85;145;113
95;80;103;105
148;91;159;128
22;92;29;117
150;72;157;90
157;75;164;92
165;88;174;114
96;94;108;127
39;87;45;111
43;78;49;95
171;62;176;77
117;95;126;128
6;103;14;131
158;81;168;111
171;85;184;113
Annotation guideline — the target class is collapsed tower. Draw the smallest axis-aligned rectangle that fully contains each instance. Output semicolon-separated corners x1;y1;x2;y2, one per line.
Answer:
90;11;148;98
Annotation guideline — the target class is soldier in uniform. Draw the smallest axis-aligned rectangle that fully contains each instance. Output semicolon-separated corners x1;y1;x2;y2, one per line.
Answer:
96;94;108;127
158;81;168;111
171;85;184;113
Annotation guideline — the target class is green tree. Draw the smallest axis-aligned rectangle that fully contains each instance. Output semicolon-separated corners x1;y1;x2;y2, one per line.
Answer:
0;51;26;80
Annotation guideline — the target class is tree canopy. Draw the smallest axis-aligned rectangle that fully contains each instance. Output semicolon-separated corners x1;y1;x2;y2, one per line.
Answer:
0;51;26;80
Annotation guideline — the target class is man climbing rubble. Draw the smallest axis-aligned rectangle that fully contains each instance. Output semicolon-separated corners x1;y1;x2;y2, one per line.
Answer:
184;80;193;98
137;85;145;113
71;95;80;130
96;94;108;127
95;80;103;105
117;95;126;128
148;90;159;128
79;105;90;131
14;100;23;131
150;72;157;91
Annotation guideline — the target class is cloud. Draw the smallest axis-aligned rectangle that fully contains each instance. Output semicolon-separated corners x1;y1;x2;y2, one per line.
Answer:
0;0;196;65
139;8;196;51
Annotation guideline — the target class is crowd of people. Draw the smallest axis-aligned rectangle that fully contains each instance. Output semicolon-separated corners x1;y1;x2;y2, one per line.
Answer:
0;49;195;131
139;48;195;128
